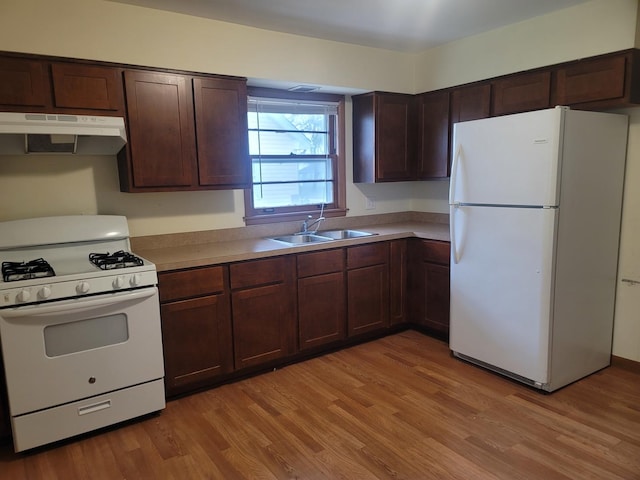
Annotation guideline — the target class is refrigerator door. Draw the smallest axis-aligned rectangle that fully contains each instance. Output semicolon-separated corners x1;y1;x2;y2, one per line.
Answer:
450;108;564;207
449;204;557;384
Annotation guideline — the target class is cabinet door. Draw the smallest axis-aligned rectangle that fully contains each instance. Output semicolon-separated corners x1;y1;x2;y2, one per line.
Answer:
51;63;124;113
422;263;450;336
347;263;389;336
0;56;49;108
416;90;450;179
492;71;551;116
161;294;233;396
193;77;250;188
353;92;414;183
450;83;491;124
556;55;627;106
411;240;451;338
389;239;408;326
231;256;296;369
375;93;415;181
123;70;196;188
298;271;346;350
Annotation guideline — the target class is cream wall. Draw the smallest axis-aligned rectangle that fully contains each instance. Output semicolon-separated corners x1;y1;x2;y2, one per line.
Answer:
408;0;640;362
1;0;639;360
0;0;415;235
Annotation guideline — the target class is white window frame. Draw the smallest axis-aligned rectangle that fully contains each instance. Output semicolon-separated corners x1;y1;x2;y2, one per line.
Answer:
243;87;346;225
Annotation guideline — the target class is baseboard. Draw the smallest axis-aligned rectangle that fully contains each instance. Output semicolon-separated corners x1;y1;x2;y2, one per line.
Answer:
611;355;640;374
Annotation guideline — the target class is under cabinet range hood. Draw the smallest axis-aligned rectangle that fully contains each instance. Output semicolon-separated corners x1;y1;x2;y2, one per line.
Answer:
0;112;127;155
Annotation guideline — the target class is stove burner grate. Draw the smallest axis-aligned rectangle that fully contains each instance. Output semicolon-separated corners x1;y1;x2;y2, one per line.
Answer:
89;250;144;270
2;258;56;282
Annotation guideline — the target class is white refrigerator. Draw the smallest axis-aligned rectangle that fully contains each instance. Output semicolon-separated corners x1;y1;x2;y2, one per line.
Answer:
449;106;628;392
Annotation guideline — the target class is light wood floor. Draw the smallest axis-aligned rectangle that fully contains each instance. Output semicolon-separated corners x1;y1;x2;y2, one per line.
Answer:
1;330;639;479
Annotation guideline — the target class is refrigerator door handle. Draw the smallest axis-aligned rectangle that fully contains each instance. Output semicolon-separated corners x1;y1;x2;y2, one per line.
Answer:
450;204;460;264
449;144;462;205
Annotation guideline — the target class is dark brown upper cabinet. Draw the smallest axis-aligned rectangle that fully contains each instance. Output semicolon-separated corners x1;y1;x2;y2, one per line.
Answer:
0;56;48;108
193;77;250;188
0;54;124;115
121;70;197;189
492;71;551;116
450;83;492;125
50;63;124;113
353;92;416;183
554;50;640;109
119;70;250;192
416;90;450;179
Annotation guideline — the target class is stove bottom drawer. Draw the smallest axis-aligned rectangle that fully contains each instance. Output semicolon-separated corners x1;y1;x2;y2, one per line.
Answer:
11;378;165;452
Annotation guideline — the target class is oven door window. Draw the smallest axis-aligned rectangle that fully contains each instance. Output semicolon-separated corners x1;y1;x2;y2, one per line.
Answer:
44;314;129;357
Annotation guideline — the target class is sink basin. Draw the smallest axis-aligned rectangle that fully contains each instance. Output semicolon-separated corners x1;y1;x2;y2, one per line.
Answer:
270;234;334;245
316;229;377;240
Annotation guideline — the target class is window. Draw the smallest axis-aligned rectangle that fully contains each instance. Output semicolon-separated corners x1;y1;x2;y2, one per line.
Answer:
243;88;346;225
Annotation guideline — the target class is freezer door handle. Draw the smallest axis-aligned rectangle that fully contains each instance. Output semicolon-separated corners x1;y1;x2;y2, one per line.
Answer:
449;144;462;205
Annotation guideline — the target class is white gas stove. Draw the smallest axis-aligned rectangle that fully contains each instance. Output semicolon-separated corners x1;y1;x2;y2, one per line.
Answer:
0;215;165;452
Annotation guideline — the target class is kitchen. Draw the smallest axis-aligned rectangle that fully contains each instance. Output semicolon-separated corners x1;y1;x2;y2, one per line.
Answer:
0;0;640;477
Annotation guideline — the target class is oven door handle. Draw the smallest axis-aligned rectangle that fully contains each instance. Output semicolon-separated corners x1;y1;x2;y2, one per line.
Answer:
1;287;158;318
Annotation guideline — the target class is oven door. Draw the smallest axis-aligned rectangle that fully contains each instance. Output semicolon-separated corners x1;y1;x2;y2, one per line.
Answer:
0;287;164;416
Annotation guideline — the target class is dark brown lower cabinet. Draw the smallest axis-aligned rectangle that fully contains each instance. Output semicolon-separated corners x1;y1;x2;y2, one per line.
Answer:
230;256;297;369
297;249;346;351
347;243;390;336
410;239;451;337
159;266;233;397
390;239;408;325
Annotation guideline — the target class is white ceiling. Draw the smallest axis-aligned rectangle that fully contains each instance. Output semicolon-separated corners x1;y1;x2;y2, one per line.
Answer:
110;0;590;53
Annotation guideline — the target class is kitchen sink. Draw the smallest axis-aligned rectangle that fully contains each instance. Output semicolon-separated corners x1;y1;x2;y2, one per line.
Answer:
270;234;334;245
315;229;377;239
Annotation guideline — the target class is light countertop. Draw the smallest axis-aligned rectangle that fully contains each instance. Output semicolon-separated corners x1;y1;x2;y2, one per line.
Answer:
133;220;450;272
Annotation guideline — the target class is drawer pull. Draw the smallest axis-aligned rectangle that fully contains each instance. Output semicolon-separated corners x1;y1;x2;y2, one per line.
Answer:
78;400;111;416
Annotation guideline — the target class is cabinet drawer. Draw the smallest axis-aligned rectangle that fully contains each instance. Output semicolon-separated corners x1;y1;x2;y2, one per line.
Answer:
297;248;344;278
347;242;389;269
230;256;289;289
421;240;450;265
159;266;225;302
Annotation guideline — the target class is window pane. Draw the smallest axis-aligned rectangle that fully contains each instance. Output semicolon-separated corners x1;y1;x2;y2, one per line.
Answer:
248;112;328;155
253;182;334;209
252;158;333;183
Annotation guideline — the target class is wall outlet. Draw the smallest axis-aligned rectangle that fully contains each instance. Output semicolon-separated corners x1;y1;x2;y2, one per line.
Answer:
365;196;376;210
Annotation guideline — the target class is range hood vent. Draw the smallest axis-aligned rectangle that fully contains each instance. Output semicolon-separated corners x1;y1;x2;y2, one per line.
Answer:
0;112;127;155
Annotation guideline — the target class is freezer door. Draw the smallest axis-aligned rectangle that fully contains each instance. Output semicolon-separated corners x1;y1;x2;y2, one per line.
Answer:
450;108;563;207
449;205;557;383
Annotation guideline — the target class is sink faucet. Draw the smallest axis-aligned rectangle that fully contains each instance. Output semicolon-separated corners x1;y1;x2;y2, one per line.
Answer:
299;214;325;234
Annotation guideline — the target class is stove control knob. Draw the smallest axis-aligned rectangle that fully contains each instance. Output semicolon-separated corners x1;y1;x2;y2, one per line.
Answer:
16;289;31;303
113;276;125;289
130;273;142;286
38;286;52;299
76;281;91;294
